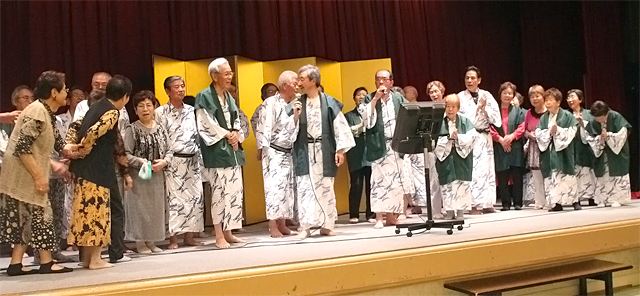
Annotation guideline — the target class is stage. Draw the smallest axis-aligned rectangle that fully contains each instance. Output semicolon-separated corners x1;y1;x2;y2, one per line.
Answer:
2;201;639;295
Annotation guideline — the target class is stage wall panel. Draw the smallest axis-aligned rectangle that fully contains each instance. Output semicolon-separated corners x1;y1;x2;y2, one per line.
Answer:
235;56;266;224
184;58;214;98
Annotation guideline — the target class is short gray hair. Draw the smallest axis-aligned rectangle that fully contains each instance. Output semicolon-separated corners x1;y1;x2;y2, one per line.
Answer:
11;85;32;106
208;58;229;75
92;72;111;81
277;71;298;89
298;64;321;87
375;69;393;80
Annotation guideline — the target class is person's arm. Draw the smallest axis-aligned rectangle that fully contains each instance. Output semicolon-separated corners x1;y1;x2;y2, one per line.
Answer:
333;113;356;167
78;110;119;154
0;111;20;124
535;127;551;152
512;121;526;140
195;109;230;146
552;125;577;152
12;116;48;194
490;126;501;142
124;125;146;169
605;127;629;155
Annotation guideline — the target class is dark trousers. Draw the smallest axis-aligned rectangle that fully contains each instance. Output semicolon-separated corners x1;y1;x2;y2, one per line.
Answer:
348;166;373;219
108;177;125;262
497;167;526;208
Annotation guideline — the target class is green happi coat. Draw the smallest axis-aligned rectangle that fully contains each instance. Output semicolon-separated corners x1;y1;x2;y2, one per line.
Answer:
536;108;578;178
585;110;631;177
344;108;369;172
572;108;596;168
435;115;475;185
361;91;407;162
286;92;343;177
492;105;526;172
195;85;246;168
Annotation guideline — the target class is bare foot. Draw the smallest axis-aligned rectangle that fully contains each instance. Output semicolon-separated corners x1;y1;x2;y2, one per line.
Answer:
386;213;398;226
374;220;384;229
184;239;204;246
224;233;245;243
167;243;178;249
215;238;230;249
296;229;310;240
397;214;407;220
89;259;114;270
269;227;284;238
319;228;336;236
278;224;292;236
469;208;483;215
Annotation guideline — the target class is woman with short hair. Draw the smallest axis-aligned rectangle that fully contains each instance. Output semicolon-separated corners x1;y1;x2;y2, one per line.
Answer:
0;71;77;276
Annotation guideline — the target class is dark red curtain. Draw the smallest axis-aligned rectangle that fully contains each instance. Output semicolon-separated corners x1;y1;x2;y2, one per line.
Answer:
1;1;635;188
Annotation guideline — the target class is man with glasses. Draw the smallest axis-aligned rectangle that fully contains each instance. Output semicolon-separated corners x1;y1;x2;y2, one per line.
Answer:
0;85;35;136
196;58;246;249
358;70;409;229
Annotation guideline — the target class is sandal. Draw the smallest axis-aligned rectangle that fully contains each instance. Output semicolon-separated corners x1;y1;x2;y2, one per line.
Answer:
7;263;39;276
38;261;73;274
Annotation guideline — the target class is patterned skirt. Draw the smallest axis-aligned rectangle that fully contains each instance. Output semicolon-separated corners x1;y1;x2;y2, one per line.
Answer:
67;177;111;247
0;193;58;251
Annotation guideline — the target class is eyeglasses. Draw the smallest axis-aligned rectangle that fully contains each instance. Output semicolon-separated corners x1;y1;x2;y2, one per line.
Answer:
17;95;35;101
218;71;234;77
375;77;391;82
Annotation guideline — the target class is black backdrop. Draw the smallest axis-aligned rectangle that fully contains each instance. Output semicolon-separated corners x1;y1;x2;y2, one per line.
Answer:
1;1;637;189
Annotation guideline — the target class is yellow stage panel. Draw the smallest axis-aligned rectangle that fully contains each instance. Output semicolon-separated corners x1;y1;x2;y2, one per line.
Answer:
316;58;343;101
340;58;392;112
184;58;213;98
153;55;186;105
263;57;316;87
235;56;266;224
316;58;350;214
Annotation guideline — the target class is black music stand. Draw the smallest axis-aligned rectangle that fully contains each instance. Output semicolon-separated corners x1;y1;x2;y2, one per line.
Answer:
391;102;464;236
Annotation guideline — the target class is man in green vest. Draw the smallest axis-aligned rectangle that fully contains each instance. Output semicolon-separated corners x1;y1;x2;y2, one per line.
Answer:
195;58;246;249
579;100;632;207
358;70;409;229
291;65;355;239
435;94;476;220
535;88;579;212
344;86;375;224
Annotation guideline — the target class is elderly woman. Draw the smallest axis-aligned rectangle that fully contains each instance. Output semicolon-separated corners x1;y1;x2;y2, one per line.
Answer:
490;82;526;210
566;89;597;206
0;71;77;275
68;75;132;269
124;91;170;253
435;94;476;220
522;85;547;209
427;80;445;102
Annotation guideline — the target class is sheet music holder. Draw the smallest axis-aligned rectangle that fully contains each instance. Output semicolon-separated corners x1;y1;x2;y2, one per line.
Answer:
392;101;464;236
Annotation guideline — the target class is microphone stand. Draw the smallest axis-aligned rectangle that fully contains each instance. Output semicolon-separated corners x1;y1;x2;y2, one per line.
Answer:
394;132;464;236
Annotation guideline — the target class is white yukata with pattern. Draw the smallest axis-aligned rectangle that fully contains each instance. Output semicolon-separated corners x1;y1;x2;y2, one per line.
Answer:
536;113;578;205
359;97;407;214
296;97;354;230
258;94;299;220
435;118;476;211
155;103;204;235
580;127;631;205
457;89;501;209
